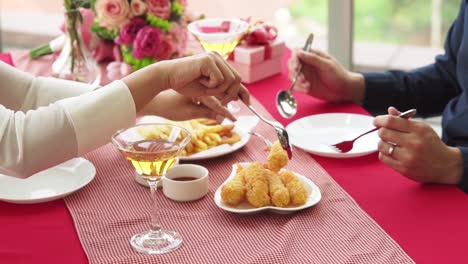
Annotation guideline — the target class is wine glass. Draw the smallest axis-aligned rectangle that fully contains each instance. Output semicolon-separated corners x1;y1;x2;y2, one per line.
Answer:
188;18;249;113
111;123;191;254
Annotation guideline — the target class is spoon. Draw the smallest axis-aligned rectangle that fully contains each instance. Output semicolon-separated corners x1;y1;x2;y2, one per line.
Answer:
276;33;314;119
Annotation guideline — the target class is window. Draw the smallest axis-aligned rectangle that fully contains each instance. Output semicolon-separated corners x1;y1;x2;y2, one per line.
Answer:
1;0;63;50
1;0;459;72
353;0;460;71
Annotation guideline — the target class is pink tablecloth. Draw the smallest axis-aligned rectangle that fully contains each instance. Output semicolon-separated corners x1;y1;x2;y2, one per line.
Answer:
0;50;467;264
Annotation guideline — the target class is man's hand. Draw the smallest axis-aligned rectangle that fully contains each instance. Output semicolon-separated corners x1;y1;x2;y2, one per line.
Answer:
374;107;463;184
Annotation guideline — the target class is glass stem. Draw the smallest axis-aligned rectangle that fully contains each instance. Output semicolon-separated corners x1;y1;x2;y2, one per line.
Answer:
148;181;162;234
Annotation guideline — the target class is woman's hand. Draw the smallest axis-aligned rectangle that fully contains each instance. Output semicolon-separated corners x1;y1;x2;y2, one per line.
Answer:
139;90;236;122
288;49;365;104
122;52;250;113
163;52;250;106
374;106;463;185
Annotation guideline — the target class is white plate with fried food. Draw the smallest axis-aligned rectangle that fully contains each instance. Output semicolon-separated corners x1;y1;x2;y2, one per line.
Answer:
138;115;259;160
214;162;322;215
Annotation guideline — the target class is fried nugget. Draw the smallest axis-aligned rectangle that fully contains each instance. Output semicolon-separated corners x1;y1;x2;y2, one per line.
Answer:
244;162;270;207
267;140;288;173
265;170;290;207
221;165;246;206
279;170;308;206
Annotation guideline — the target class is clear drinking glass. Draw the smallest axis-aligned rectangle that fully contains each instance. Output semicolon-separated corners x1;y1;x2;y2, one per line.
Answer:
188;18;249;113
111;123;191;254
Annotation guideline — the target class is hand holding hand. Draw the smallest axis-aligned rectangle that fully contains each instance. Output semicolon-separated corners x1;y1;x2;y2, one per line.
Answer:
374;106;463;185
140;90;236;123
164;52;250;105
288;49;365;104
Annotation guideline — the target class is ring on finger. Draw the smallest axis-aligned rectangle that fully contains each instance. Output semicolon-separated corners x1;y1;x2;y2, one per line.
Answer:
388;143;397;156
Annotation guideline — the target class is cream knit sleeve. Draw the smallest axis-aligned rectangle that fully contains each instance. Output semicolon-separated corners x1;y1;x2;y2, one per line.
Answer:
0;63;136;178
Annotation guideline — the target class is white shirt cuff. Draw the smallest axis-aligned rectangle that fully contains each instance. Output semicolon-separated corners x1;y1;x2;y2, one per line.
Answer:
57;80;136;155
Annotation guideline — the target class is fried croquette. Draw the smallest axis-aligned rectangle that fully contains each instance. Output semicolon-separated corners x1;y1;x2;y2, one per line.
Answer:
221;165;246;206
267;141;288;172
265;170;290;207
243;162;271;207
279;170;308;206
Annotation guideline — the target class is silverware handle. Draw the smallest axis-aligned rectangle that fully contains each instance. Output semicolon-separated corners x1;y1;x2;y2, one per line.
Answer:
399;109;417;118
290;33;314;92
247;104;275;128
352;109;417;141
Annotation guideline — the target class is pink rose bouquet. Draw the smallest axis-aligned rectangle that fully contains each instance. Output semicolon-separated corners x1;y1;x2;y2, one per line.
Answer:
91;0;190;71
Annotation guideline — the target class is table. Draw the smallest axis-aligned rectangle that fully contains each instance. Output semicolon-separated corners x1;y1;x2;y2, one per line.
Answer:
1;50;467;264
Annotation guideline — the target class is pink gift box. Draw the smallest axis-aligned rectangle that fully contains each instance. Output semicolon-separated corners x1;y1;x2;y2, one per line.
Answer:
229;55;282;84
228;39;285;83
230;39;285;65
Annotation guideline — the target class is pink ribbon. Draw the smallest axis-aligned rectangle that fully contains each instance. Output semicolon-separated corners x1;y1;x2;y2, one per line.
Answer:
229;20;278;61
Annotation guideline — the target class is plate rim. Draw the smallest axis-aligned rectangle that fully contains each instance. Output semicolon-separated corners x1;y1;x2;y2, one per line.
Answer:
0;158;96;204
286;112;379;158
214;162;322;214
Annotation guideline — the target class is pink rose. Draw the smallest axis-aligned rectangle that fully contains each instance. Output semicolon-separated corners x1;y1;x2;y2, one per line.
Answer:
113;45;123;62
146;0;172;20
130;0;147;16
170;23;188;56
116;17;147;45
107;61;133;81
155;34;176;60
133;26;161;59
95;0;131;30
177;0;187;8
93;40;116;63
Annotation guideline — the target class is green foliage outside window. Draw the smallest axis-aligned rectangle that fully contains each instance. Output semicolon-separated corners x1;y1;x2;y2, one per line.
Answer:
289;0;460;47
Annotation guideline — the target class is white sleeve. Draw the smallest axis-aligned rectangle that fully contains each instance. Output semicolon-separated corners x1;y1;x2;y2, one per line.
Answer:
0;62;95;111
0;80;136;178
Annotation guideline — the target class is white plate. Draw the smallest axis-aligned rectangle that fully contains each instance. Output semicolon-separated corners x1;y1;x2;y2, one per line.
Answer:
0;158;96;204
286;113;380;158
138;115;260;161
214;162;322;214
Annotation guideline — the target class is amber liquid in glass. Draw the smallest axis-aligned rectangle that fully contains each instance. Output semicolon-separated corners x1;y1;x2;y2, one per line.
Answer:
198;40;240;59
122;139;179;182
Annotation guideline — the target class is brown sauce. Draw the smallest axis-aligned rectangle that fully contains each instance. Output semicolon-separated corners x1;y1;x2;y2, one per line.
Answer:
171;177;198;181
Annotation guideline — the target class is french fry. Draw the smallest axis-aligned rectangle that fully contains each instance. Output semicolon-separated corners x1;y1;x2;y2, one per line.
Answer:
139;118;241;157
207;133;222;144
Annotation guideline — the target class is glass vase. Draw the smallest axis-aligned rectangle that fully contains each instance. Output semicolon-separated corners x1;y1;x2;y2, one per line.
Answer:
52;10;101;85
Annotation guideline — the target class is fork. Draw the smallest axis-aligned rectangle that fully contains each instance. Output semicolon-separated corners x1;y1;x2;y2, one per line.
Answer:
330;109;417;153
249;131;273;149
245;104;293;159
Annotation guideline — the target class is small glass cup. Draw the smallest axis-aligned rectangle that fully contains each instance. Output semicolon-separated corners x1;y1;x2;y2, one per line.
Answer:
111;123;191;254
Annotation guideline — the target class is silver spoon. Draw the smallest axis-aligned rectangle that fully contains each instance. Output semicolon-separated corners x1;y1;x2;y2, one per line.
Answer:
276;33;314;119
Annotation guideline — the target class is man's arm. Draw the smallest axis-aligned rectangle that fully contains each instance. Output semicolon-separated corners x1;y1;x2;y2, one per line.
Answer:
362;1;466;117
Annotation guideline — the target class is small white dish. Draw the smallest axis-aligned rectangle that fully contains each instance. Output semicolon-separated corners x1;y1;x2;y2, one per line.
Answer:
162;164;209;202
286;113;380;158
138;115;260;161
214;162;321;214
0;158;96;204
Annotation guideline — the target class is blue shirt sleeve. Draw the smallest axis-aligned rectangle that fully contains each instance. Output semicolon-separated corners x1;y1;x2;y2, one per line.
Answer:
362;1;465;117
